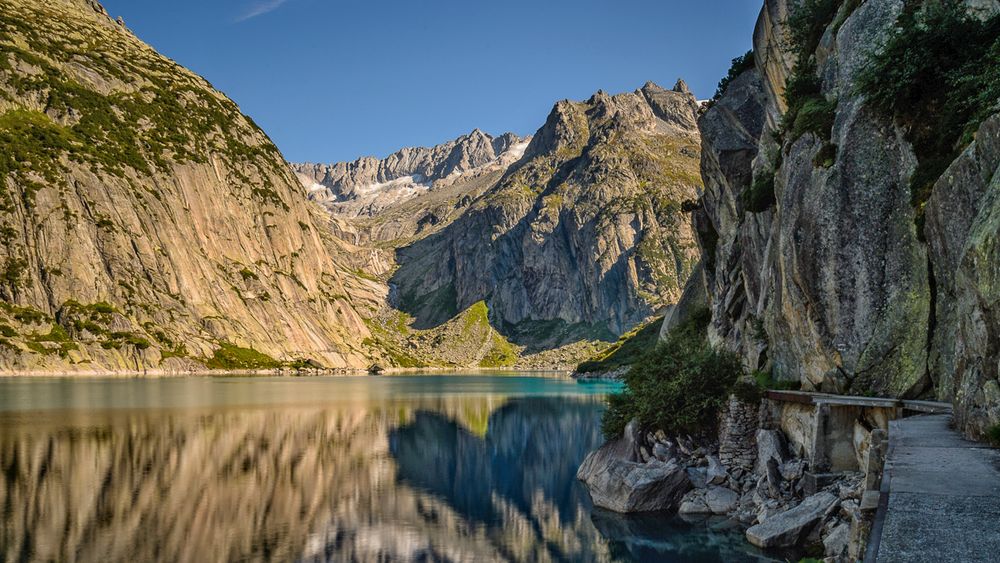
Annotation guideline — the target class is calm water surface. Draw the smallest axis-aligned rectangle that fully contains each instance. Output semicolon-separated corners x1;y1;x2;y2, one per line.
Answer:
0;374;776;562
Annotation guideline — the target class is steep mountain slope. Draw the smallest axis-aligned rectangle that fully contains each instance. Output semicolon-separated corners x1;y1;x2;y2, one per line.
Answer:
391;81;704;347
687;0;1000;436
0;0;375;372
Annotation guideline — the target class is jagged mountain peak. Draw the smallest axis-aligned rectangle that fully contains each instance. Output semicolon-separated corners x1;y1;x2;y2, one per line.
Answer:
391;79;704;341
291;129;530;218
525;81;700;160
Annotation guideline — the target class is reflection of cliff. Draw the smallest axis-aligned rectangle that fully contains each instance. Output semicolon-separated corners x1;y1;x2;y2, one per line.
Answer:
0;398;612;562
0;404;513;562
389;398;610;560
0;396;757;562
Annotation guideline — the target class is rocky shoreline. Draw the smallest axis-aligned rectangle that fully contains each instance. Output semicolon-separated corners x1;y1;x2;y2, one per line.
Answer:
570;366;629;381
578;395;878;561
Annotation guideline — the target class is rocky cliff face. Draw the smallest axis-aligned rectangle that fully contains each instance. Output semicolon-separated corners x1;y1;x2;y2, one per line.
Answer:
690;0;1000;436
391;81;704;345
0;0;376;372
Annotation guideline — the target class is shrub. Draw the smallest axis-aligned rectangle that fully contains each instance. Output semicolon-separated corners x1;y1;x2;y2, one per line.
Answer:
707;50;756;108
601;308;744;439
787;0;841;57
791;97;838;141
34;324;72;343
160;343;189;360
205;342;281;370
90;302;115;315
780;1;842;145
106;331;152;350
11;305;48;325
0;258;28;288
753;369;801;391
744;170;777;213
986;423;1000;447
857;3;1000;227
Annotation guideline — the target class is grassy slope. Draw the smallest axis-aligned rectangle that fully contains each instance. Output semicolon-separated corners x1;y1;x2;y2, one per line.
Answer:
574;316;664;373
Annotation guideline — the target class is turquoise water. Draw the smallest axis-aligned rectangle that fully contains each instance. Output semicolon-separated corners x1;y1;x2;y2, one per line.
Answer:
0;374;776;562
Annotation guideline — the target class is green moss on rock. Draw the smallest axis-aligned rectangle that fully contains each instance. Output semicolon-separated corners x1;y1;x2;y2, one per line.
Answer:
205;342;281;370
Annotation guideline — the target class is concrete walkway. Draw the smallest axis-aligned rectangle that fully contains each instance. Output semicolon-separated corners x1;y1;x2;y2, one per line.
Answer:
872;414;1000;562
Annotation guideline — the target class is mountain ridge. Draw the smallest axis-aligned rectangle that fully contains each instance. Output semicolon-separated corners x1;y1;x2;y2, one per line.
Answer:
389;80;704;344
292;129;530;218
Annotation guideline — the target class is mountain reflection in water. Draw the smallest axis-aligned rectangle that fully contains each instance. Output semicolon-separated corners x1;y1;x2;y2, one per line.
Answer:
0;375;776;562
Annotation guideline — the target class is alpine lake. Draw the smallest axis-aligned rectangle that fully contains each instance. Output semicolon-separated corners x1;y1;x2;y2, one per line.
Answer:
0;373;788;562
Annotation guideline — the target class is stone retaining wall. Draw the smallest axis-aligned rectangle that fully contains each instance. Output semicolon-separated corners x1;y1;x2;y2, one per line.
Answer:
718;395;759;470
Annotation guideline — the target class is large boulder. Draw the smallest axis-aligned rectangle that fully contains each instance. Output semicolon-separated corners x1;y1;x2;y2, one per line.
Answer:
577;419;642;469
578;456;692;513
745;492;839;548
578;420;693;512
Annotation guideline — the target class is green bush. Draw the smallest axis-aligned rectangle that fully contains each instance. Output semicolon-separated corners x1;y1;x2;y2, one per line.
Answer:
601;308;744;439
744;170;777;213
707;50;755;107
753;369;801;391
205;342;281;370
986;423;1000;447
106;331;152;350
791;97;838;141
787;0;841;57
780;1;842;145
857;3;1000;226
11;305;49;325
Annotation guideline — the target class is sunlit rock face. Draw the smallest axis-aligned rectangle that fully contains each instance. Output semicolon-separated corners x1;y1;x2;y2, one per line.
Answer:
0;0;375;371
389;82;704;345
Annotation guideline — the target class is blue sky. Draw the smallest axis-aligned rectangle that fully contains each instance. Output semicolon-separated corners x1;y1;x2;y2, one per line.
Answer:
101;0;760;164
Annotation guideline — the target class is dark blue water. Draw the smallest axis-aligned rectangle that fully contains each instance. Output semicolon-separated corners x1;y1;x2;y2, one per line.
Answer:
0;374;777;562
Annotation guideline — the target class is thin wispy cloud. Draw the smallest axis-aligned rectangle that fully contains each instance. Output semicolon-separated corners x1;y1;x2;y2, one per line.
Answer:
235;0;291;22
